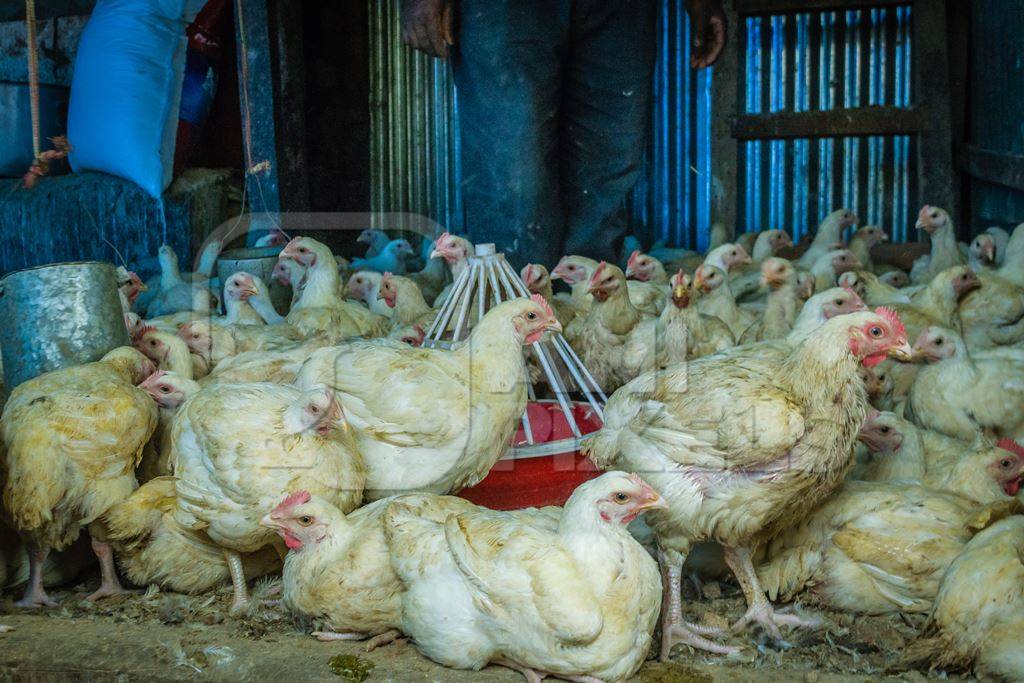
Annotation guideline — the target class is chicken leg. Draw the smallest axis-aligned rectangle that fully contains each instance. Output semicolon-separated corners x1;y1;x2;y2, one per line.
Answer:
224;550;250;615
85;534;134;601
658;548;738;658
15;544;58;608
722;546;820;638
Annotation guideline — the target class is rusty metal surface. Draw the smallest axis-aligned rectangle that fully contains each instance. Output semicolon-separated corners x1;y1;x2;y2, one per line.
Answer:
0;260;129;390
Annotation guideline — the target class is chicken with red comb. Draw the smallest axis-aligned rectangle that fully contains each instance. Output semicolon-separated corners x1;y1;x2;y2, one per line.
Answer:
294;296;561;500
586;308;911;655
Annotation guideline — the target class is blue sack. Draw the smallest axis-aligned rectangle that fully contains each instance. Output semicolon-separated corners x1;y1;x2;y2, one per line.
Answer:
68;0;207;198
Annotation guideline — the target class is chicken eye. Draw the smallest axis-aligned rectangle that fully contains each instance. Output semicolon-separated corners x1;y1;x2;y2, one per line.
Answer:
613;492;630;503
298;247;308;253
869;326;883;338
298;516;313;526
1000;459;1013;469
931;212;939;219
880;426;890;434
149;340;158;346
526;312;537;321
935;338;944;346
160;386;170;394
309;405;320;414
834;299;843;306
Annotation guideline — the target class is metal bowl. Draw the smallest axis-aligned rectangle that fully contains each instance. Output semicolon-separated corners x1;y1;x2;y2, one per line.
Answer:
0;261;129;390
216;247;290;315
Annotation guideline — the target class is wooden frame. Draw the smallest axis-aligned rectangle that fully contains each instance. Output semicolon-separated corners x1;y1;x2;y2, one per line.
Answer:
711;0;958;236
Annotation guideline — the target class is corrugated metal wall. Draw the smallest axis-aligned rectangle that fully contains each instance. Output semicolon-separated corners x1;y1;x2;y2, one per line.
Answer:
740;6;915;241
368;0;463;232
630;0;714;251
368;0;917;248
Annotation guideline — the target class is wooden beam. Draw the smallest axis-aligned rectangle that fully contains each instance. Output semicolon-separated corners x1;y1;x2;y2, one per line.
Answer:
732;107;922;140
269;0;309;211
710;0;742;235
0;0;95;21
963;146;1024;195
234;0;282;245
735;0;907;16
912;0;958;230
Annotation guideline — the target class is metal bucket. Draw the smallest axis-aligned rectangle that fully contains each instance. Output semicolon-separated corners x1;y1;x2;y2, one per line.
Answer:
216;247;290;315
0;261;129;390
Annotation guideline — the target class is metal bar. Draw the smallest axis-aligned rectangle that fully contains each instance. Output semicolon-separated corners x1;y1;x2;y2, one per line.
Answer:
424;259;472;341
732;106;921;139
710;0;741;231
735;0;909;16
451;261;479;342
554;335;610;404
271;0;309;211
549;334;605;419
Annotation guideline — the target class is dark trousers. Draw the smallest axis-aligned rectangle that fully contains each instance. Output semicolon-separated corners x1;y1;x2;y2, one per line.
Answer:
452;0;656;268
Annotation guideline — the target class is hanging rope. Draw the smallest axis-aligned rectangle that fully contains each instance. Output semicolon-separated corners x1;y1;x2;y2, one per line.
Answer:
25;0;40;159
21;0;71;189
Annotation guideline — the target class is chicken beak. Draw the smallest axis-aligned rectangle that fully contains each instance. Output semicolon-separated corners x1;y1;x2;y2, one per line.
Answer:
544;318;563;335
672;283;687;301
636;492;670;512
888;340;914;362
259;513;283;530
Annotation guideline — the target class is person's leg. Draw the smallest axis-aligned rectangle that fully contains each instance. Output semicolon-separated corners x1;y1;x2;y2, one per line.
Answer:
560;0;657;262
452;0;570;267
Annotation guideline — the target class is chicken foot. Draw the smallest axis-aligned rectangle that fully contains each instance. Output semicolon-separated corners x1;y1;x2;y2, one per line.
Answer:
723;546;821;638
85;530;135;601
658;548;738;658
224;550;250;615
15;544;58;608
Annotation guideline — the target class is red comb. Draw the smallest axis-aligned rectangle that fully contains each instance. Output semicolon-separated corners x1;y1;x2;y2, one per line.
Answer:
133;324;157;343
382;271;393;282
590;261;609;286
671;268;687;286
434;232;451;246
997;439;1024;459
274;490;311;514
875;307;905;337
627;250;643;270
412;324;425;336
529;293;556;320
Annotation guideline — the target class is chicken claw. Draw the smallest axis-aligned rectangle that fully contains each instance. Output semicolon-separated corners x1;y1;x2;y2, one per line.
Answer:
723;546;821;639
364;629;404;651
85;539;136;602
658;549;738;658
311;630;367;642
15;547;59;608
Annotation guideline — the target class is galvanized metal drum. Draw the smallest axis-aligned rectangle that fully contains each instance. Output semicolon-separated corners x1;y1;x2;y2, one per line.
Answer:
0;261;129;390
216;247;290;315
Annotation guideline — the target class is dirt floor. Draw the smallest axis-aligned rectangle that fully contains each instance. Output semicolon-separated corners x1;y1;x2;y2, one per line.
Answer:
0;572;969;682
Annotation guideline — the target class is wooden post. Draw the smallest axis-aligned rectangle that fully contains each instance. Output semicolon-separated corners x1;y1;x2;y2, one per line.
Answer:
271;0;309;212
710;0;741;236
234;0;282;245
912;0;958;233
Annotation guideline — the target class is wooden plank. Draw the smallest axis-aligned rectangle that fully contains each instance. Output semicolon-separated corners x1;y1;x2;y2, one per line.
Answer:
735;0;907;16
710;0;742;234
234;0;282;245
963;146;1024;194
270;0;309;211
732;106;921;139
912;0;958;230
0;0;94;21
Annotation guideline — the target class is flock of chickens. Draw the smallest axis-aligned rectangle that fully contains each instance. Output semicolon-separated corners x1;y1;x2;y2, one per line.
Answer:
2;203;1024;681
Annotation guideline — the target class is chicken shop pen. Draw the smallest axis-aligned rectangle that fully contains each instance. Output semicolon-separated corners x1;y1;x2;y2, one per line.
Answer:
2;0;1024;680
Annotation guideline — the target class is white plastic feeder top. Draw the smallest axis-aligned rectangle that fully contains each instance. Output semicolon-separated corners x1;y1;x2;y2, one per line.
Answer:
423;243;606;456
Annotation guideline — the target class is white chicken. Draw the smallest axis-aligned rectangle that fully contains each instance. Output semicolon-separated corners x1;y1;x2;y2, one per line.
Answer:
385;472;665;683
1;347;157;606
170;382;365;612
294;295;560;500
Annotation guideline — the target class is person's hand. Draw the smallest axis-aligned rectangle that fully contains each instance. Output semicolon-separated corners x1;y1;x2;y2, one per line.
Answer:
685;0;727;68
400;0;454;59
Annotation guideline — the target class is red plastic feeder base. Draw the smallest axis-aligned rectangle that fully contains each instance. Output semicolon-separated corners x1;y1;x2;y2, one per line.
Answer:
459;401;602;510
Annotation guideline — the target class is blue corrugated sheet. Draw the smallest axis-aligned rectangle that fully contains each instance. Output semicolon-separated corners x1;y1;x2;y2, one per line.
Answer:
740;6;914;242
369;0;916;249
630;0;713;251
